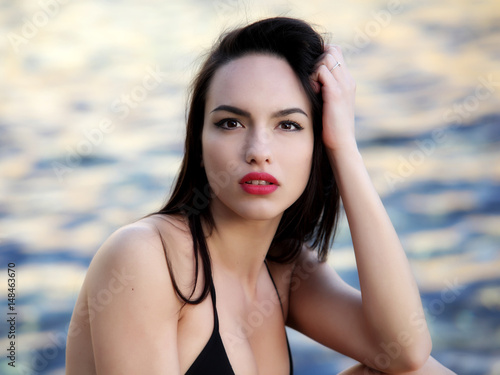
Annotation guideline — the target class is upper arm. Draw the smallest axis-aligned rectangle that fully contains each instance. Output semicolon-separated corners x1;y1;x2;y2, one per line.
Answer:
286;248;377;363
86;223;182;374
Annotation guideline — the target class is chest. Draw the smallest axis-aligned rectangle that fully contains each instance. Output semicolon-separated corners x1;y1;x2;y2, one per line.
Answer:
177;273;292;375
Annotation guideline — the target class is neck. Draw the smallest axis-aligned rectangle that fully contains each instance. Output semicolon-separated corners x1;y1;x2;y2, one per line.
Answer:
204;204;282;289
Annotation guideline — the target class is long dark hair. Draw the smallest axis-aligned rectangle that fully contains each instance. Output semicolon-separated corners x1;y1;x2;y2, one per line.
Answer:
152;17;340;304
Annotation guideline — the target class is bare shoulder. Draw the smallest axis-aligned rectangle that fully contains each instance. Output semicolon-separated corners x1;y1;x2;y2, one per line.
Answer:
287;244;352;303
294;244;324;268
85;214;194;307
92;213;191;262
264;245;324;319
266;245;324;286
88;216;168;275
80;214;193;373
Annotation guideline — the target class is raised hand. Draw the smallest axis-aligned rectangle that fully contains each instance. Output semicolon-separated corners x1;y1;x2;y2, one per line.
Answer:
311;45;357;154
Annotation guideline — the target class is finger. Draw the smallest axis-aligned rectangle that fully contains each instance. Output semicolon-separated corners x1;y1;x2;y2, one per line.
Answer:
325;44;345;66
316;51;345;83
324;53;340;72
314;63;340;92
324;45;348;75
310;45;347;91
322;56;344;84
322;45;355;90
314;51;338;72
311;61;335;83
310;54;342;93
328;46;348;75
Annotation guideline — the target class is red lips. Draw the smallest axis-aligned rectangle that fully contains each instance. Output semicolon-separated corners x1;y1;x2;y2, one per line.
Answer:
239;172;279;195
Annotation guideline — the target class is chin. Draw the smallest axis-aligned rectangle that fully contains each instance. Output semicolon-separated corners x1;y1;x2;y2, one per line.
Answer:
230;204;279;221
236;198;299;222
211;194;297;223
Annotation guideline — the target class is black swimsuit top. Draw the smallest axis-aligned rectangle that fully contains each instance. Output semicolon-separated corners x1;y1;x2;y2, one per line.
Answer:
185;262;293;375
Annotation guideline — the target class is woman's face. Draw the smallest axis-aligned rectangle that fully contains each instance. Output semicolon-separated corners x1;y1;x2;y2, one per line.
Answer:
202;54;314;222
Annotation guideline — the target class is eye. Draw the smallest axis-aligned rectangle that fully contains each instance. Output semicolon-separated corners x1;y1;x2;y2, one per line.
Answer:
277;120;304;131
214;118;243;130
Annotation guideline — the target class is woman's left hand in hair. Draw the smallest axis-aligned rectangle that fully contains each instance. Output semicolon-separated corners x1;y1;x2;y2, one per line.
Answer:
311;45;357;154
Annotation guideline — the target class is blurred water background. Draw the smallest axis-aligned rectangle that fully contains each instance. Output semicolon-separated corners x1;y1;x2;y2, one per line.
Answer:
1;0;499;374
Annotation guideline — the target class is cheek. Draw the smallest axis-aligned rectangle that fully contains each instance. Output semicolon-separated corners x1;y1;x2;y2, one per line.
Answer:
202;128;220;167
295;133;314;168
279;138;314;190
297;148;314;186
203;134;237;170
202;134;241;194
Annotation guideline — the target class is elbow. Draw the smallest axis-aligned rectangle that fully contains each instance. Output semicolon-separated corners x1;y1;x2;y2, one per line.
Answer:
398;346;432;373
391;336;433;373
369;333;432;374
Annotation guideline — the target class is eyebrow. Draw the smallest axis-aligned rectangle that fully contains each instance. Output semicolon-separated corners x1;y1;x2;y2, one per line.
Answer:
210;105;308;118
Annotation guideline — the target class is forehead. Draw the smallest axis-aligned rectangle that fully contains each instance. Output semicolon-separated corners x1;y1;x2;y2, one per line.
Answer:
206;54;311;114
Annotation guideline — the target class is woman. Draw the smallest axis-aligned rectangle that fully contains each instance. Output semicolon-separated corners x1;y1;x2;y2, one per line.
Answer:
66;17;456;374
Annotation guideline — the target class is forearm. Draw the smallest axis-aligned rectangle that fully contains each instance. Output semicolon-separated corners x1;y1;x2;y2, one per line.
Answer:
338;356;457;375
329;147;431;365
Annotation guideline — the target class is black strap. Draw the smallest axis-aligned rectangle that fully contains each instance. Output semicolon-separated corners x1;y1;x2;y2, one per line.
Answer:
264;261;294;375
264;261;286;318
208;278;219;331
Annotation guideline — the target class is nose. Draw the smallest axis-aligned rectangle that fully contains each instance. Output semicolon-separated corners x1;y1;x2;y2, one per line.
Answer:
244;127;272;165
